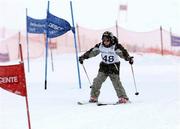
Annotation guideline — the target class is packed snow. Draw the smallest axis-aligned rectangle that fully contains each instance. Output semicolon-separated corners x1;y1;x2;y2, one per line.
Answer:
0;53;180;129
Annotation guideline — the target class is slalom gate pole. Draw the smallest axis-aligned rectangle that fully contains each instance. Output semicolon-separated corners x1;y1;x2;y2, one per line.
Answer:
26;8;30;72
50;48;54;72
70;1;82;89
44;1;50;90
130;64;139;95
19;32;32;129
49;39;54;72
82;64;92;86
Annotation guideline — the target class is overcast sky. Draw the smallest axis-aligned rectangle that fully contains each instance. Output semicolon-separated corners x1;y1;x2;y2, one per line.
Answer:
0;0;180;33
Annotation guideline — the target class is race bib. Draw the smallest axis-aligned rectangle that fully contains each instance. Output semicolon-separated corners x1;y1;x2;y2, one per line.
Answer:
99;44;119;64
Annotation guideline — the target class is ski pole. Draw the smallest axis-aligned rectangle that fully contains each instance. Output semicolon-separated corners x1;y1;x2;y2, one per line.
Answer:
82;64;92;85
130;64;139;95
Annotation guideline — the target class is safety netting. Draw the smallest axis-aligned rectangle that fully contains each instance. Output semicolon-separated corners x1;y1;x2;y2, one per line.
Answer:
0;25;180;62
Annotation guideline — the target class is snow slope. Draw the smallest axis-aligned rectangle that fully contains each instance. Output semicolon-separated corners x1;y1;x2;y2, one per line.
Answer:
0;53;180;129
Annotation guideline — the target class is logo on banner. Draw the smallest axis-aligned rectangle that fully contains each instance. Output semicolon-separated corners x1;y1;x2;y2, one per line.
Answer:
27;13;72;38
0;63;26;96
27;16;46;34
0;76;18;84
171;34;180;46
47;12;72;38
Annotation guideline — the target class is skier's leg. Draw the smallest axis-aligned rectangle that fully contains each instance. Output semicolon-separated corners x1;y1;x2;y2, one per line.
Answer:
90;72;108;100
109;74;129;100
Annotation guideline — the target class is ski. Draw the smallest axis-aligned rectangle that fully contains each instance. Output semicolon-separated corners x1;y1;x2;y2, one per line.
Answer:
77;101;97;105
97;102;119;106
97;101;131;106
77;101;110;106
77;101;131;106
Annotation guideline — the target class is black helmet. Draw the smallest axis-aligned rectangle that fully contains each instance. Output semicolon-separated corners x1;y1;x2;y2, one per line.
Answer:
102;31;113;41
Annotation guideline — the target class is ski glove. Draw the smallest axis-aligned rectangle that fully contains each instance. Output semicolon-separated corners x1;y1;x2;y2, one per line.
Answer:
129;56;134;65
79;56;84;64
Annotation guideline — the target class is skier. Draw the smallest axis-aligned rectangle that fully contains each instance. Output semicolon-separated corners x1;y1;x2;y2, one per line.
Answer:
79;31;133;104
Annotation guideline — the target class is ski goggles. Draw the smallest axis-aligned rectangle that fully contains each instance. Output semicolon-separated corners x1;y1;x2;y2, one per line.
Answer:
102;36;110;42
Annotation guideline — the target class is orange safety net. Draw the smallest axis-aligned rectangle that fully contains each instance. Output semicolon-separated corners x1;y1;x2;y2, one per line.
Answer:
0;26;180;62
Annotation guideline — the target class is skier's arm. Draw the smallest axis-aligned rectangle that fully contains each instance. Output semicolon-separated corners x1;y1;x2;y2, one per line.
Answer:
79;43;100;64
84;44;100;58
115;43;129;59
115;43;134;64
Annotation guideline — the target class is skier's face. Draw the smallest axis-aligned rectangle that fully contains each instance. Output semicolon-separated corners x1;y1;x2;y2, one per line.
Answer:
102;37;110;46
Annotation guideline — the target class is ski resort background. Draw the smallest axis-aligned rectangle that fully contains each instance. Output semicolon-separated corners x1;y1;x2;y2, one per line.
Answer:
0;25;180;63
0;1;180;129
